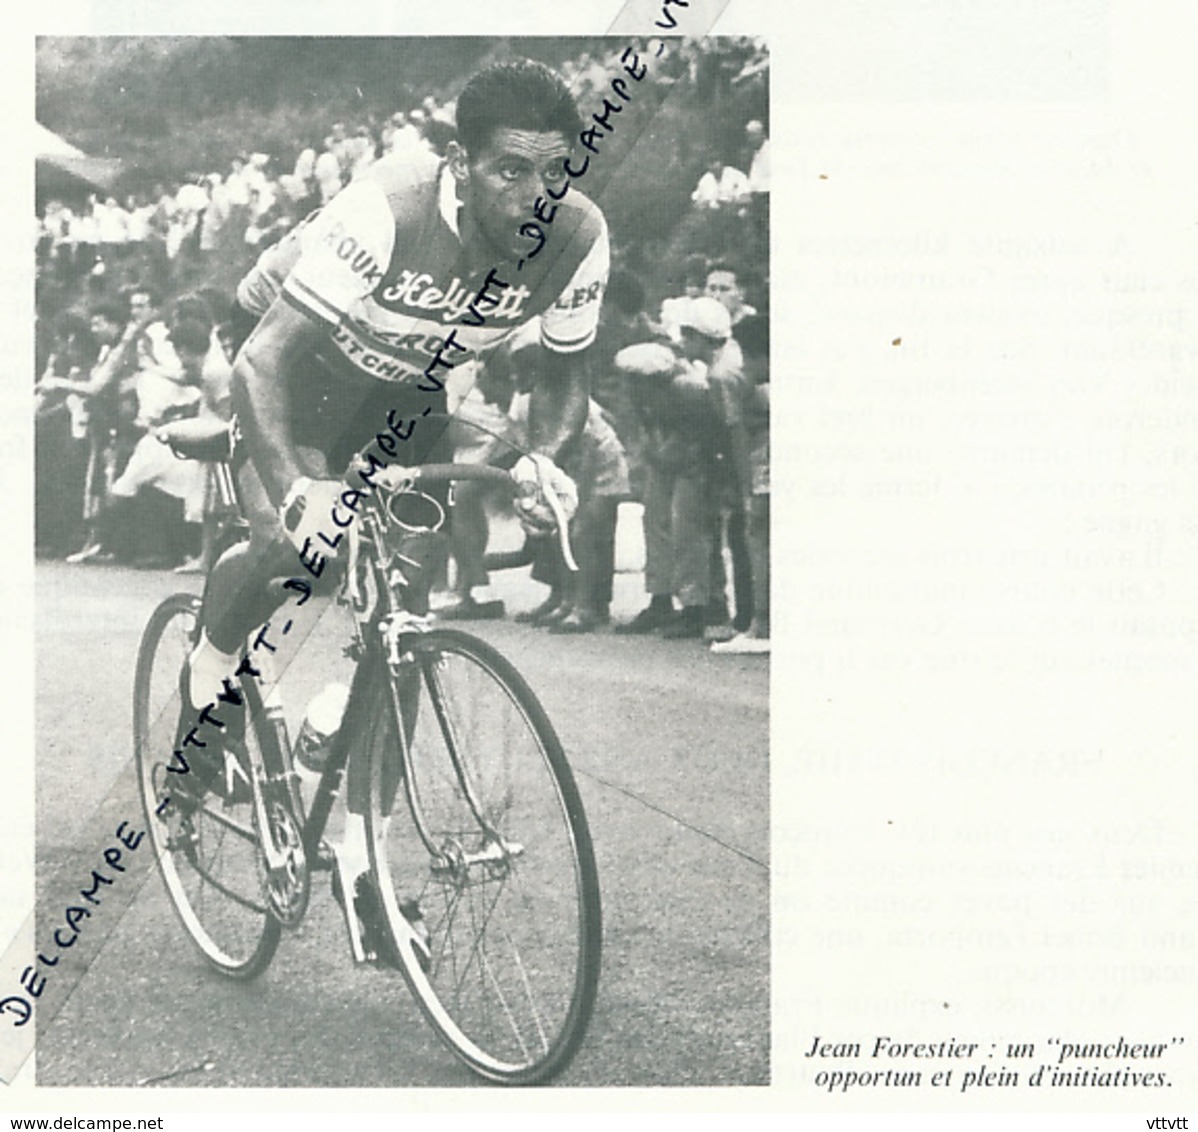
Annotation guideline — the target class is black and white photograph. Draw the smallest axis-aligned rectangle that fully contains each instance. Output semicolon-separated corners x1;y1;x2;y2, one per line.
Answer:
26;29;770;1089
10;0;1198;1125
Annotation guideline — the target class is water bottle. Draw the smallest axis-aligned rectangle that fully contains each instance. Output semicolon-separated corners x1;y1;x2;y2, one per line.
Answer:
294;683;350;772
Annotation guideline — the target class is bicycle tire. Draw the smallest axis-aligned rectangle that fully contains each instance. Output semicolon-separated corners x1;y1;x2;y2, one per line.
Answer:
364;628;602;1084
133;592;281;978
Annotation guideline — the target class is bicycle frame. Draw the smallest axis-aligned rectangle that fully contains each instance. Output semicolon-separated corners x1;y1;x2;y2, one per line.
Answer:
159;423;578;958
264;473;509;959
137;452;601;1082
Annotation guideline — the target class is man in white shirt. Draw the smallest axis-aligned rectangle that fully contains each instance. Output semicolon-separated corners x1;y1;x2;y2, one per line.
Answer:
691;160;751;211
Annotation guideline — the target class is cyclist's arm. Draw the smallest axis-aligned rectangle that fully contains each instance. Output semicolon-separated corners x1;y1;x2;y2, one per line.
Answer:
530;205;609;461
232;299;326;508
525;347;589;462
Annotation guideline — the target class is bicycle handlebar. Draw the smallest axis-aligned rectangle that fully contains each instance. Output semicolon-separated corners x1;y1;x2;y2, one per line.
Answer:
395;464;577;573
400;463;517;487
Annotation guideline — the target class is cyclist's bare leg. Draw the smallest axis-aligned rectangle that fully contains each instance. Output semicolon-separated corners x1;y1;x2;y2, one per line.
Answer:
195;450;330;660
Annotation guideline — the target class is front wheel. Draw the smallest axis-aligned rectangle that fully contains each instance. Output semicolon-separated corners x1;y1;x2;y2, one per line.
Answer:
365;629;601;1084
132;592;281;978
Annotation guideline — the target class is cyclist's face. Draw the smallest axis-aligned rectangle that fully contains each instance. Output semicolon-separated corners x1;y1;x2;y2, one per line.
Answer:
458;129;572;261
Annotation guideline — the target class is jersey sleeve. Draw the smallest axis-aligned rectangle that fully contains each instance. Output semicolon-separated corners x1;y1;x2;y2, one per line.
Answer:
281;179;396;328
540;214;610;355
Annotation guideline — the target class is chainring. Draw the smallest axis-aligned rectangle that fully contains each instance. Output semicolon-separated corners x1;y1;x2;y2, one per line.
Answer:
253;791;310;927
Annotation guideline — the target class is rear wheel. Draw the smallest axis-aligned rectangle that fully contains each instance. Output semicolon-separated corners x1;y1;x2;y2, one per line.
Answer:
366;629;601;1084
133;593;280;978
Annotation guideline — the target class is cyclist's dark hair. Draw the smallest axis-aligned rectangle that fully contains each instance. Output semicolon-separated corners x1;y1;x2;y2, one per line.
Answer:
732;313;769;358
169;318;211;357
455;59;582;156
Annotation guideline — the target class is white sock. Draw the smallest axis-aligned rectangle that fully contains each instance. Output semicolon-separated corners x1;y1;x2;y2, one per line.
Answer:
187;629;238;708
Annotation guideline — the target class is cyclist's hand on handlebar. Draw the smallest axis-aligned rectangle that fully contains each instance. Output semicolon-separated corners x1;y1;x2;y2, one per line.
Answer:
279;477;348;557
511;454;578;535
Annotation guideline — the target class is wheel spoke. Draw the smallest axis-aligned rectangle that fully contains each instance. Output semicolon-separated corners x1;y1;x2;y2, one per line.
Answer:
446;874;505;1002
133;594;280;978
469;879;549;1060
491;915;549;1056
367;629;600;1083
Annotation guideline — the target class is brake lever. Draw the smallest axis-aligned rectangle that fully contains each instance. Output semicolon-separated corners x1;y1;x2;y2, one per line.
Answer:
542;482;579;574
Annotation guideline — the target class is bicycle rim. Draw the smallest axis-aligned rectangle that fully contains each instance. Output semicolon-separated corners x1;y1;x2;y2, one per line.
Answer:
366;629;602;1084
133;593;280;978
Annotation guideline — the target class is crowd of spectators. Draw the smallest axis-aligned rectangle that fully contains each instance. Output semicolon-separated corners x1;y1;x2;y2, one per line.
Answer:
34;96;457;569
432;104;771;654
35;57;770;654
438;250;770;655
36;92;458;303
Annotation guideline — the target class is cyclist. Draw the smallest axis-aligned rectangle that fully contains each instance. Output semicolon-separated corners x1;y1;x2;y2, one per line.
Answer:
179;59;608;934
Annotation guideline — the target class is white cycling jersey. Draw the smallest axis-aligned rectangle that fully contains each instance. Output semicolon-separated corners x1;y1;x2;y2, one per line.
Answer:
238;149;610;386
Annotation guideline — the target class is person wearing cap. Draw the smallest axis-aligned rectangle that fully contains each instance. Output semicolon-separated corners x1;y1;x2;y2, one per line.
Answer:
616;295;747;639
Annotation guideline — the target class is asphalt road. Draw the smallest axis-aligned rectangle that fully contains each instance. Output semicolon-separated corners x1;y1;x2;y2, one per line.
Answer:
33;555;768;1088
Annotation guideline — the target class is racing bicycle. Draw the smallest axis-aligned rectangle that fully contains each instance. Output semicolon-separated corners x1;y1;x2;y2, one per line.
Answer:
131;421;602;1085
